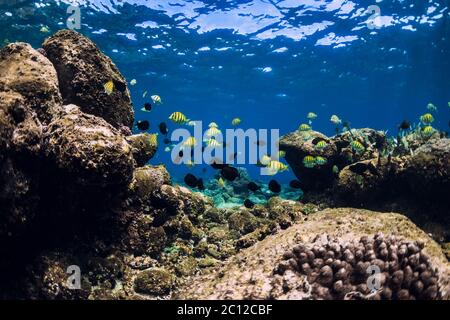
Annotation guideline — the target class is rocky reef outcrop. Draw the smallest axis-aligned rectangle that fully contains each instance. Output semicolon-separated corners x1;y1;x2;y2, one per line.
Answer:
0;31;448;300
176;208;449;300
42;30;134;129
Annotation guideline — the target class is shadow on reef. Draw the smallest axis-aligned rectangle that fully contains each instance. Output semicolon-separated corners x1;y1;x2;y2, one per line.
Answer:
0;30;448;300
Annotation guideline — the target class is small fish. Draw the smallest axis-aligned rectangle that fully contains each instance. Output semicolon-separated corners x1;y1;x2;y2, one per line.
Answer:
299;123;311;131
104;80;114;95
149;133;158;146
40;26;50;33
258;155;271;166
208;122;219;128
332;165;339;174
196;178;204;190
349;163;368;175
209;158;228;170
164;146;171;152
350;140;365;153
307;112;317;120
398;120;411;131
205;127;221;137
187;121;197;126
289;180;303;189
159;122;169;135
141;102;152;112
218;177;226;188
207;138;221;147
183;136;197;148
303;155;316;168
420;113;434;124
169;112;189;124
427;103;437;112
244;199;255;209
247;182;260;192
278;150;286;158
422;126;434;136
178;150;184;157
130;79;137;86
315;156;327;166
268;179;281;193
315;140;327;150
142;91;148;98
151;95;162;104
163;137;171;145
231;118;241;126
330;115;342;125
184;173;198;188
268;160;288;172
221;166;239;181
136;120;150;131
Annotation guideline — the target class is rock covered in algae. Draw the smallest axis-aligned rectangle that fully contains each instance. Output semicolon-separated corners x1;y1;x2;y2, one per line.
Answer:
134;267;175;296
279;128;385;191
0;42;62;124
125;133;158;167
42;30;134;129
44;104;135;187
174;208;449;300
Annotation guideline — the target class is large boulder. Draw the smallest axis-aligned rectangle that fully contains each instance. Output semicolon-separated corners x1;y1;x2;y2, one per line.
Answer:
44;104;135;187
279;128;385;191
42;30;134;129
0;43;62;124
175;208;449;300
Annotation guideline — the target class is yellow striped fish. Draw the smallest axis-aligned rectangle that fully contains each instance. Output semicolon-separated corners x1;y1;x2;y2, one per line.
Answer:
307;112;317;120
299;123;311;131
315;156;327;165
315;140;327;150
207;138;221;147
420;113;434;124
104;80;114;95
260;154;272;166
205;127;221;137
268;160;288;172
183;136;197;147
169;111;188;124
218;177;226;188
149;133;158;146
350;140;365;153
303;155;316;168
231;118;241;126
208;122;219;128
422;126;434;136
278;150;286;158
151;95;162;104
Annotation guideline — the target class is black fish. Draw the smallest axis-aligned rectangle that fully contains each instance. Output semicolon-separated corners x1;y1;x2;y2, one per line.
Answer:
178;150;184;157
221;166;239;181
398;120;410;131
143;102;152;112
244;199;255;209
367;162;379;176
136;120;150;131
196;178;204;190
348;163;367;175
163;137;171;144
247;182;260;192
289;180;303;189
184;173;198;188
210;158;229;170
311;137;323;145
268;179;281;193
159;122;169;135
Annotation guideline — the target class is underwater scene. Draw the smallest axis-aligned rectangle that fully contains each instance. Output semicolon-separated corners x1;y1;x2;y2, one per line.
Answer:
0;0;449;302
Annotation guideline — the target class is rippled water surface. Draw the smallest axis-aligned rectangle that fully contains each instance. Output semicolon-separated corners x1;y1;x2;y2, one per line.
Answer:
1;0;449;182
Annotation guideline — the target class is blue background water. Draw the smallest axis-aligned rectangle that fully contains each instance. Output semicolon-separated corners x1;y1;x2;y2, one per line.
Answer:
1;0;449;184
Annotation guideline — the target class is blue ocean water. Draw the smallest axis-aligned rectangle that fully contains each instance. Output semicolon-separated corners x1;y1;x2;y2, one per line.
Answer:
1;0;449;185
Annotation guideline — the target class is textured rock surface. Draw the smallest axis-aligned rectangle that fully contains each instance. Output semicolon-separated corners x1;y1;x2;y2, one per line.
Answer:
279;128;385;191
42;30;134;129
0;42;62;123
44;104;135;187
126;133;158;167
175;208;449;299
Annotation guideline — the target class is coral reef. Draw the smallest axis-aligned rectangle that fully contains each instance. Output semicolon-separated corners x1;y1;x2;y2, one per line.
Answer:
0;31;448;300
175;208;449;300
